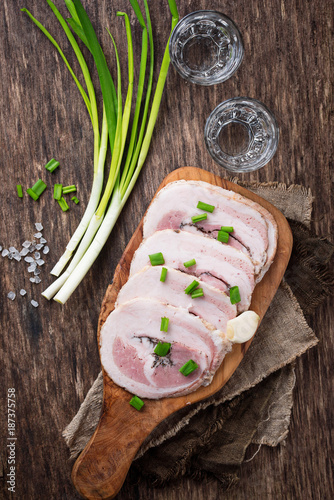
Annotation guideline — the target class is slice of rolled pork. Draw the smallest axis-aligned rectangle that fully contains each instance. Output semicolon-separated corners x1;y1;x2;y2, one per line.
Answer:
100;298;232;399
143;180;277;280
130;229;255;312
116;266;237;333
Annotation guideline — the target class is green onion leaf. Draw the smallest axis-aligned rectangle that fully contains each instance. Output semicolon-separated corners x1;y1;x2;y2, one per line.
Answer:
62;185;77;194
154;341;171;356
197;201;215;213
160;267;167;282
16;185;23;198
191;288;204;299
45;158;60;172
179;359;198;376
229;285;241;304
58;197;69;212
26;188;39;201
183;258;196;268
184;280;199;295
160;317;169;332
71;196;80;204
191;213;207;223
31;179;47;197
149;252;165;266
221;226;234;233
54;184;63;200
129;395;144;411
217;230;229;243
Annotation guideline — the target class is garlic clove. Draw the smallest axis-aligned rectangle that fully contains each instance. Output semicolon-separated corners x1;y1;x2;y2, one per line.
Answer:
226;311;260;344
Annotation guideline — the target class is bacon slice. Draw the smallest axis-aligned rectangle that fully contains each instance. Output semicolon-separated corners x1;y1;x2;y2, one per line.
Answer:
116;266;237;333
143;180;277;279
100;298;232;399
130;229;255;312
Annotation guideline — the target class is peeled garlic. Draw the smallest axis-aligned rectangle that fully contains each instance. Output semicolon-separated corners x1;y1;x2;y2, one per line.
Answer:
226;311;260;344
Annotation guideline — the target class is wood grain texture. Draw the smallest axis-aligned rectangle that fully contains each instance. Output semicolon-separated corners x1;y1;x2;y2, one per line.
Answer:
72;167;292;499
1;1;332;500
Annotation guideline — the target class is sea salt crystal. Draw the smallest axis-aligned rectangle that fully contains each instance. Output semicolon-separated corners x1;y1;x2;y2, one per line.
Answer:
2;249;9;257
29;277;36;283
24;256;34;263
28;263;37;272
34;276;41;284
34;268;41;276
20;289;27;296
7;291;16;301
35;243;44;251
34;232;42;239
36;259;45;266
34;252;41;260
31;300;39;308
28;243;36;252
20;247;30;256
7;252;13;260
40;237;47;244
35;223;43;231
9;246;17;253
22;240;31;248
13;254;21;262
43;246;49;255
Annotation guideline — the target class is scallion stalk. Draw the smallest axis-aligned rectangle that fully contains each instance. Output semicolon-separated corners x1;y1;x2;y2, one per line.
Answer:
197;201;215;213
16;185;23;198
179;359;198;376
62;185;76;194
191;213;207;223
45;158;60;172
160;267;167;282
54;184;63;200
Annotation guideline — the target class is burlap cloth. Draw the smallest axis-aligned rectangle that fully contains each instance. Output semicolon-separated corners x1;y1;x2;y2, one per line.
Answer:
63;182;334;489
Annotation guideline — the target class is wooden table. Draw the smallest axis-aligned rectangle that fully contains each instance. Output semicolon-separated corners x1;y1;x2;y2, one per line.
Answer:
1;1;332;499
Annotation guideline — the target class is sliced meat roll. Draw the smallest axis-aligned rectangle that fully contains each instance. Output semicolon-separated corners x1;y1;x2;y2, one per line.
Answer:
116;266;237;333
143;180;277;279
130;229;255;312
100;298;232;399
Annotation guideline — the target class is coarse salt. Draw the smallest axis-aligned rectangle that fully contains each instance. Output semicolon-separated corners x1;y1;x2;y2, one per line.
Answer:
7;291;16;300
34;232;42;239
35;223;43;231
31;300;39;308
24;256;34;263
20;289;27;296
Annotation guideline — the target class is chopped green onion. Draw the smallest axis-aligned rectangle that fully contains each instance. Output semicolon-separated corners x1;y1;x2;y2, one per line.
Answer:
221;226;234;233
160;317;169;332
53;183;63;200
184;280;199;295
31;179;47;197
62;185;77;194
149;252;165;266
197;201;215;213
129;395;144;411
191;288;204;299
58;197;69;212
45;158;60;172
191;213;207;223
16;185;23;198
179;359;198;376
71;196;80;204
217;230;229;243
154;341;171;356
160;267;167;282
229;285;241;304
26;188;39;201
183;258;196;268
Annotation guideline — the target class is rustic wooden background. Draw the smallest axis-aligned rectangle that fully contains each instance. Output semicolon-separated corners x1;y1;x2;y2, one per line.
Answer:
1;1;332;499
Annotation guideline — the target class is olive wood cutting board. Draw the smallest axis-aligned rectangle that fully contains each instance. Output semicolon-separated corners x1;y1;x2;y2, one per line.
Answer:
72;167;293;499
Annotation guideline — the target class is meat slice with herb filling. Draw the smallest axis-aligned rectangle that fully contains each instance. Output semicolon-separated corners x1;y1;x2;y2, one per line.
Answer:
100;298;232;399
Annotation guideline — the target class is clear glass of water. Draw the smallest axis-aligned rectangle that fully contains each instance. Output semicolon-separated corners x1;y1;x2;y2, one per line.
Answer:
169;10;244;85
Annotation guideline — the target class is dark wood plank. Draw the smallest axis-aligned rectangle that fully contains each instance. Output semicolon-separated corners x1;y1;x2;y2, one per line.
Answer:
1;1;332;500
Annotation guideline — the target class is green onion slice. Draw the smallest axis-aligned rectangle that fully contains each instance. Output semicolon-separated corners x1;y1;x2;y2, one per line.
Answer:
160;267;167;282
191;213;207;223
217;230;229;243
221;226;234;233
31;179;47;197
184;280;199;295
45;158;60;172
191;288;204;299
229;285;241;304
183;258;196;268
160;317;169;332
71;196;80;204
129;395;144;411
26;188;39;201
179;359;198;376
62;184;77;194
197;201;215;213
58;197;69;212
16;185;23;198
154;341;171;356
149;252;165;266
53;184;63;200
